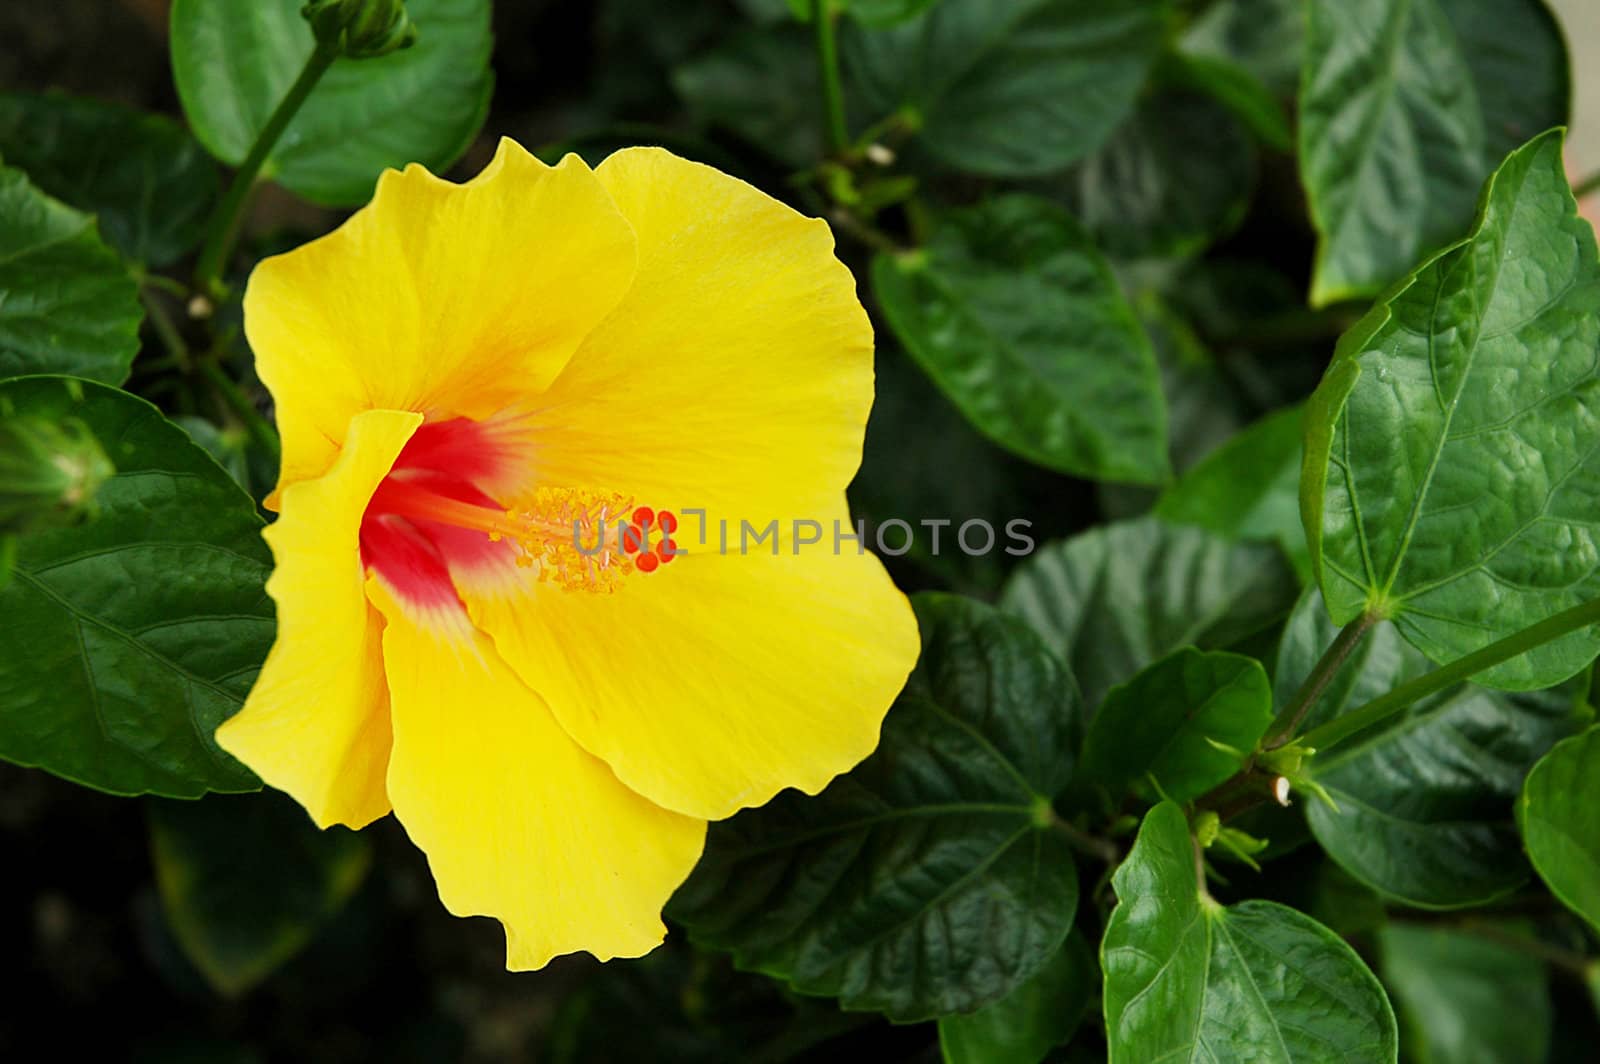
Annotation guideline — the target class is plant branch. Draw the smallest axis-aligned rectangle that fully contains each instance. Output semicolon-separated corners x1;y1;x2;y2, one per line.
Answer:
1049;813;1120;865
810;0;850;155
828;207;903;254
1262;611;1378;749
139;287;191;373
192;41;340;298
1392;912;1593;978
199;360;280;465
1303;596;1600;752
1575;169;1600;202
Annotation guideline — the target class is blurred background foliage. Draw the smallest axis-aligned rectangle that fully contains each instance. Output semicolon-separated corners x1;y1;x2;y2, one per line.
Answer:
2;0;1599;1061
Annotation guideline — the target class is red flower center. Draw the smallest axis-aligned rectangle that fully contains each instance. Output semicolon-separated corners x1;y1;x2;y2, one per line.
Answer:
360;418;677;615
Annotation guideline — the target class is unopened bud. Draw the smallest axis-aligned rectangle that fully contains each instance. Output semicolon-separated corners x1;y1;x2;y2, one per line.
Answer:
1272;776;1292;806
302;0;417;59
0;415;114;535
864;143;895;167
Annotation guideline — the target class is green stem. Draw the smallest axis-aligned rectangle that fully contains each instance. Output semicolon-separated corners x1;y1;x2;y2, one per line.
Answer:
828;208;903;254
199;360;280;463
1303;596;1600;752
811;0;850;155
1574;169;1600;201
1262;611;1378;749
192;41;340;298
1392;913;1593;978
1048;813;1120;864
139;288;191;373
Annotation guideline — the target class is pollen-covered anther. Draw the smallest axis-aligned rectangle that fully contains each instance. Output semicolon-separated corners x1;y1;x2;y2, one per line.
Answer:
502;487;646;592
370;477;684;591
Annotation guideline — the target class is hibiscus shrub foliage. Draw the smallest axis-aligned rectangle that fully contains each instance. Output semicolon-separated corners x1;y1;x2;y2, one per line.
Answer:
4;0;1600;1060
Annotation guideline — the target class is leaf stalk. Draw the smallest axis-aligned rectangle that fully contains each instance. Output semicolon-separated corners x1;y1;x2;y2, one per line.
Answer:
1303;596;1600;752
192;40;341;299
1261;611;1379;749
810;0;850;155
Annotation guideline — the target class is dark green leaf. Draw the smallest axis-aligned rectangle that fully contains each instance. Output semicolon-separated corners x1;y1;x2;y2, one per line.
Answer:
149;790;369;996
1303;130;1600;689
545;940;847;1064
1082;647;1273;803
1157;404;1306;565
1519;725;1600;934
0;92;219;266
938;932;1095;1064
1181;0;1303;98
872;195;1169;484
171;416;253;492
786;0;937;26
843;0;1173;177
0;377;268;797
1001;516;1297;710
0;165;141;383
671;593;1082;1022
1161;52;1291;152
1380;923;1551;1064
1300;0;1567;304
850;345;1076;594
1059;87;1256;260
1277;590;1577;907
672;26;819;167
1099;299;1255;521
170;0;493;207
1103;802;1398;1063
1306;861;1389;939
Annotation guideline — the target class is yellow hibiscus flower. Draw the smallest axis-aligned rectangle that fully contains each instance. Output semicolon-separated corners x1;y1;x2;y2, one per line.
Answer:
215;139;920;970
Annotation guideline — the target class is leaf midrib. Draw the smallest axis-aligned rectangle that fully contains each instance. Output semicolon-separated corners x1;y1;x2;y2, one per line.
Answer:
1370;157;1530;599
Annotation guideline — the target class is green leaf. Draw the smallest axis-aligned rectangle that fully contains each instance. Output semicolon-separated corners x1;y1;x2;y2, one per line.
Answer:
149;790;370;996
0;377;268;798
0;166;142;384
1098;298;1256;521
0;92;219;266
1379;923;1551;1064
1520;725;1600;934
171;416;253;492
1303;130;1600;689
850;345;1076;594
786;0;937;26
1082;647;1273;803
170;0;492;207
1181;0;1303;98
1057;86;1255;260
1277;590;1577;907
672;25;819;168
1161;52;1291;152
670;593;1082;1022
938;932;1095;1064
1103;803;1399;1063
1299;0;1568;305
872;195;1169;484
843;0;1173;177
1157;404;1305;554
1001;516;1297;710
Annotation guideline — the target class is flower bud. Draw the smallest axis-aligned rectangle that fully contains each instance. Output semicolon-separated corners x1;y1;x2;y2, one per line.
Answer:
302;0;418;59
0;415;114;535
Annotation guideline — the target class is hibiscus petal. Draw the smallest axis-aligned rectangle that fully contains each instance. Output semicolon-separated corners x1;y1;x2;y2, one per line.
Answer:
245;139;638;494
468;532;920;821
369;580;706;969
522;147;874;523
216;409;423;828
